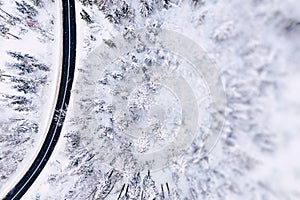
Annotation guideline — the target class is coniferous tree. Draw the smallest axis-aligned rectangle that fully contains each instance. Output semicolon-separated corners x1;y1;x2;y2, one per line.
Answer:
7;51;49;75
80;9;92;24
0;24;20;39
79;0;93;6
11;75;47;94
139;0;153;17
16;1;38;19
6;94;33;112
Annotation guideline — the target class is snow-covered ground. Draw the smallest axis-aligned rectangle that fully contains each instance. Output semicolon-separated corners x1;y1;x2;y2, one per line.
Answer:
4;0;300;199
0;0;61;198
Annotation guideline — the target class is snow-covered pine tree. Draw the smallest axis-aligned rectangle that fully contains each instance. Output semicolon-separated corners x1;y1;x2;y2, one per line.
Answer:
80;9;93;24
10;75;47;94
139;0;153;17
16;0;38;19
2;94;33;112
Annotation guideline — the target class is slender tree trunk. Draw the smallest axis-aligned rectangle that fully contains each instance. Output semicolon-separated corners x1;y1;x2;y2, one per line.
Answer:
0;8;14;19
0;14;6;20
7;32;20;40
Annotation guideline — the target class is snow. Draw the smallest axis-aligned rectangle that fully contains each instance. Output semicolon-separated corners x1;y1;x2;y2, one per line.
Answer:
5;0;300;199
0;0;62;198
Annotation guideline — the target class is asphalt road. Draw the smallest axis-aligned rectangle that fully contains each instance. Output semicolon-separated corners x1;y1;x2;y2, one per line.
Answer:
3;0;76;199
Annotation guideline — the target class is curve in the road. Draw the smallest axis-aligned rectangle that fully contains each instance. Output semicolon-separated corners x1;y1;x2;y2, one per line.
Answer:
4;0;76;199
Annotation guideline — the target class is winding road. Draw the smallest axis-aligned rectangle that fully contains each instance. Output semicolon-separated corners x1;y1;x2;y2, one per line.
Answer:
4;0;76;199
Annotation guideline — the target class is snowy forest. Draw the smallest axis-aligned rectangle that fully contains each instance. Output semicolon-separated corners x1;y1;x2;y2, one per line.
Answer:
1;0;300;199
0;0;59;195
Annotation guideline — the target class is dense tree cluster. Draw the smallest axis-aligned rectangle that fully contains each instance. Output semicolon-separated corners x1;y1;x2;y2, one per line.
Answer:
1;94;33;112
16;0;38;19
4;51;49;94
0;0;60;195
7;51;49;73
78;0;178;26
0;118;38;185
0;0;54;41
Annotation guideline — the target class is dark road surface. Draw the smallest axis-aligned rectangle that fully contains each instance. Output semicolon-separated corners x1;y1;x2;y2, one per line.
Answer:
4;0;76;199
